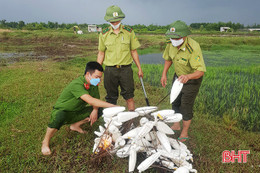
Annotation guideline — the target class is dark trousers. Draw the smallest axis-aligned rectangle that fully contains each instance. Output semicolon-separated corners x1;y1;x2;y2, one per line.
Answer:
172;73;203;121
104;65;134;105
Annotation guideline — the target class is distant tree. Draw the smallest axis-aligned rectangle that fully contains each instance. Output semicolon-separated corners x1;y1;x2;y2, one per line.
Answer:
98;23;110;29
190;22;244;31
65;23;75;29
190;23;207;29
147;24;157;31
18;21;25;29
141;28;148;32
47;21;55;29
0;20;252;32
24;23;35;30
79;23;88;29
0;19;7;28
59;23;66;29
40;22;48;28
199;25;204;31
35;23;45;30
131;24;146;30
54;22;59;29
247;23;260;28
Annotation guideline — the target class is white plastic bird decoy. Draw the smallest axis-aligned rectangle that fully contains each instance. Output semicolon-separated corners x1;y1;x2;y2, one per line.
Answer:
103;106;126;118
170;79;183;104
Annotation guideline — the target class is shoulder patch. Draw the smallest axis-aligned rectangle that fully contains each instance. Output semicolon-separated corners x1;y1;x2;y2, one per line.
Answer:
102;27;110;35
123;25;132;33
185;43;193;54
195;56;201;62
166;39;171;44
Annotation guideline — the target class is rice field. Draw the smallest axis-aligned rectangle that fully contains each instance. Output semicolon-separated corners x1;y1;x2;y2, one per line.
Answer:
134;44;260;131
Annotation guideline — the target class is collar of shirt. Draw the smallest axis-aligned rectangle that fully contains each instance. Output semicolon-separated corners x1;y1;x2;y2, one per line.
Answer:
179;37;188;51
81;75;87;84
109;24;124;35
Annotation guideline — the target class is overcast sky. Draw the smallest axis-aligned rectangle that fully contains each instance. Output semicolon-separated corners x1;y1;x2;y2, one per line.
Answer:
1;0;259;26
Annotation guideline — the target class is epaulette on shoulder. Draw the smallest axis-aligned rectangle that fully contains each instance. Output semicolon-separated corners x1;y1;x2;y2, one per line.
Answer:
123;25;132;33
166;39;171;44
102;27;110;35
185;42;194;54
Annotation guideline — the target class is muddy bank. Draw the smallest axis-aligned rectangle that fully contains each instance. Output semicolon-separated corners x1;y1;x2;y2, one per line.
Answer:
0;33;100;65
0;31;156;65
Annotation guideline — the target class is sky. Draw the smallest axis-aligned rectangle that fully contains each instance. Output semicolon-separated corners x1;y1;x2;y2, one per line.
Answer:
1;0;260;26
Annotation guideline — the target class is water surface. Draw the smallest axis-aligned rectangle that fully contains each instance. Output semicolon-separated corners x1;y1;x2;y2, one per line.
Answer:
139;53;164;64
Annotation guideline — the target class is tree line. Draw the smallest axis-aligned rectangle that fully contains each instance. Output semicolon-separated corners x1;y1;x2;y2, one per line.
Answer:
1;19;260;32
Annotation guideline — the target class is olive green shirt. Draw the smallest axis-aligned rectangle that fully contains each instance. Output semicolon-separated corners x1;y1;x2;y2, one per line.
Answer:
98;25;141;66
163;37;206;76
53;76;100;111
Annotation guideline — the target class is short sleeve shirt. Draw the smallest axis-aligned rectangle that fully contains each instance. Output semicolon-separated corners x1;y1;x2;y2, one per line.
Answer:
53;76;100;111
163;37;206;76
98;25;141;66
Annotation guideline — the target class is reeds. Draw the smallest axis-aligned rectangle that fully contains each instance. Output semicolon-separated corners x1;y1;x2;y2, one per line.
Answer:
133;64;259;131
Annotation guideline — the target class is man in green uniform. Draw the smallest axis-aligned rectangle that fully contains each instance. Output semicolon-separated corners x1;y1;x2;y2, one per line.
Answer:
97;5;143;111
41;61;117;155
73;26;80;34
161;20;206;142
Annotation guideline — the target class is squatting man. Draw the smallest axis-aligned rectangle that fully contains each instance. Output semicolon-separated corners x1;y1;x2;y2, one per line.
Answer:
41;61;118;155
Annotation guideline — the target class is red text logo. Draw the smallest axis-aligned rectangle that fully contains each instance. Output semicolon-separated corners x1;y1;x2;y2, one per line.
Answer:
222;150;250;163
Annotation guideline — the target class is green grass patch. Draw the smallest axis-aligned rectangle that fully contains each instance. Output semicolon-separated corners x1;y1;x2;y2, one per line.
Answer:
0;101;21;126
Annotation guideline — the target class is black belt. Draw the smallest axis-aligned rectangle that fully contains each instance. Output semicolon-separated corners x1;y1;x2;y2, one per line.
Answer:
106;64;132;68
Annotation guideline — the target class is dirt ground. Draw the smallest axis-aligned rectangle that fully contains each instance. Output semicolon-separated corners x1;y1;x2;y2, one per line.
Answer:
0;34;100;64
0;32;158;65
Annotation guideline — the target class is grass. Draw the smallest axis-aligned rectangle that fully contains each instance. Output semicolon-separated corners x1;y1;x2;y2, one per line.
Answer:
135;64;259;131
0;29;260;172
189;113;260;172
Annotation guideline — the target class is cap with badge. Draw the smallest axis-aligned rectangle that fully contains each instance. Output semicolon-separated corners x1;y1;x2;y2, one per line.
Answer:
165;20;191;39
104;5;125;22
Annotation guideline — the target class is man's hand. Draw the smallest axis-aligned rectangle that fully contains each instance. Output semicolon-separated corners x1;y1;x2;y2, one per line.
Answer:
161;60;172;88
161;75;167;88
131;49;143;78
89;109;98;126
178;75;190;84
97;51;105;65
138;69;143;78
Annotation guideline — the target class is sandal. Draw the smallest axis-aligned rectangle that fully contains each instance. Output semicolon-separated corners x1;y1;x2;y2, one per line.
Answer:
178;137;189;142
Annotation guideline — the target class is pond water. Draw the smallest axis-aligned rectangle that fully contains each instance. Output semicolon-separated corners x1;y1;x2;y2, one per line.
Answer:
139;53;213;65
0;52;49;63
139;53;164;64
139;52;260;67
0;52;35;58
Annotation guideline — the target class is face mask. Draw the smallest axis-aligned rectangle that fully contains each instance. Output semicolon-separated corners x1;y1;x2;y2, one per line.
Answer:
110;22;121;30
88;74;100;86
170;38;184;47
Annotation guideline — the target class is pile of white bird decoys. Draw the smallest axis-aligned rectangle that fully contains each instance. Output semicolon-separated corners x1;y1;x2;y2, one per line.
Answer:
92;79;197;173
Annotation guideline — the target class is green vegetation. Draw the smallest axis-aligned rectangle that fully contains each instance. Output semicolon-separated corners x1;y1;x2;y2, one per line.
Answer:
1;19;260;34
0;30;259;172
138;63;259;131
190;22;245;31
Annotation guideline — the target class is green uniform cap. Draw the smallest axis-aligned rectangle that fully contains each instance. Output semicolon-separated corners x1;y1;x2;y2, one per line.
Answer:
166;20;191;39
104;5;125;22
